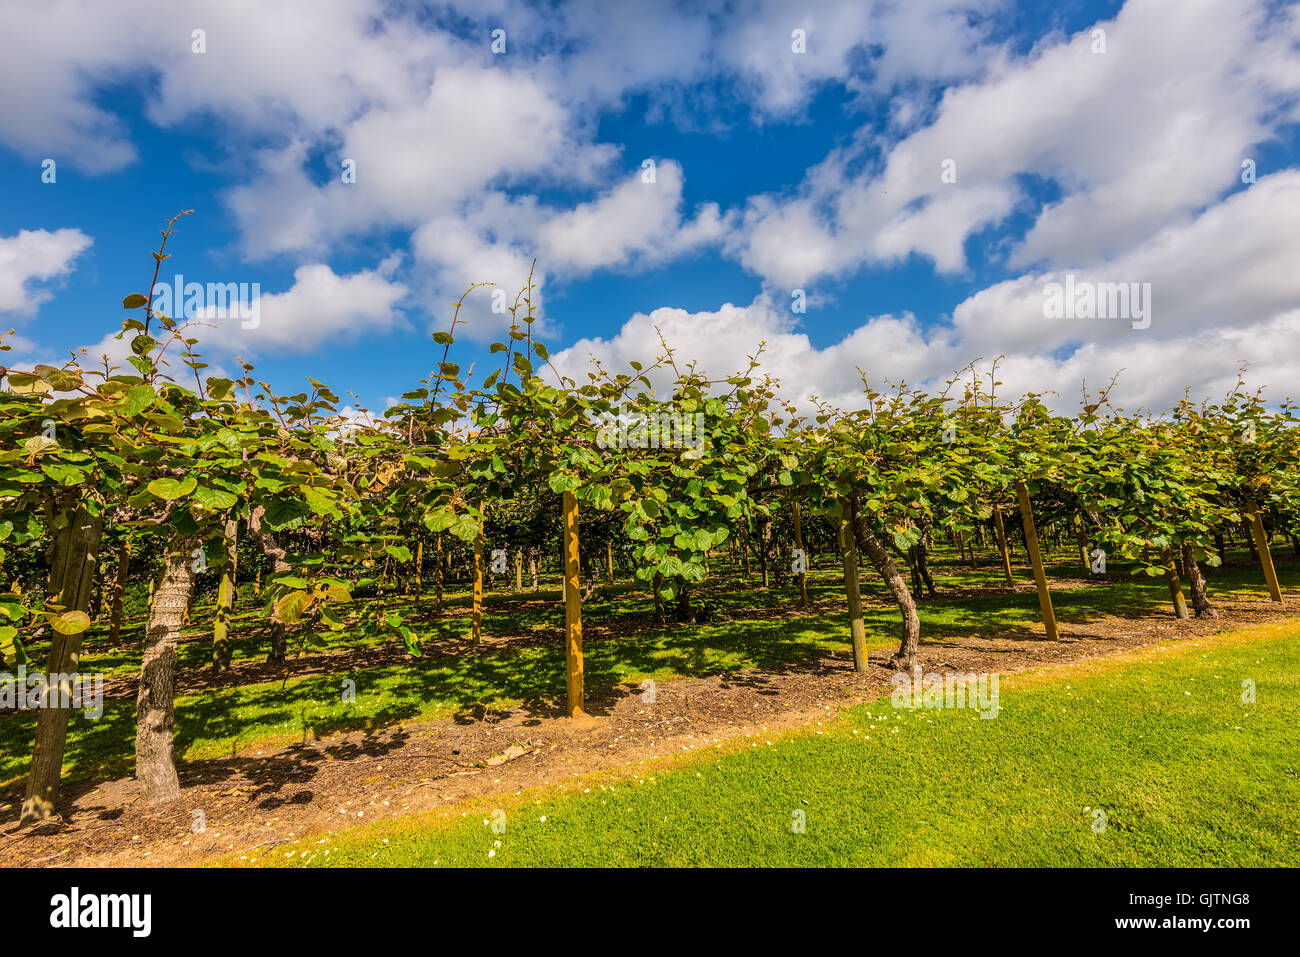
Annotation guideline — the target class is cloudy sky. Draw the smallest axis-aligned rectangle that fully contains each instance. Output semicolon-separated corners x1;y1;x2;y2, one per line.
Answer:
2;0;1298;416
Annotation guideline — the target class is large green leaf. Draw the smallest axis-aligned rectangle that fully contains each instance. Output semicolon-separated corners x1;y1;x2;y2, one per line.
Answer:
147;476;198;501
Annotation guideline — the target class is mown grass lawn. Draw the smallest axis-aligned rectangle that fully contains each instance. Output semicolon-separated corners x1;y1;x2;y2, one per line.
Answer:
260;621;1300;867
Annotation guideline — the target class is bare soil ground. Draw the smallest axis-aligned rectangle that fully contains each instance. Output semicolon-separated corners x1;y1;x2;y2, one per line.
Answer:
2;587;1295;868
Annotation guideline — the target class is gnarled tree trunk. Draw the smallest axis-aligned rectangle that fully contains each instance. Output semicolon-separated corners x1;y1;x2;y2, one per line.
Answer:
848;492;920;670
135;534;198;804
1181;541;1218;618
20;503;104;825
915;527;938;597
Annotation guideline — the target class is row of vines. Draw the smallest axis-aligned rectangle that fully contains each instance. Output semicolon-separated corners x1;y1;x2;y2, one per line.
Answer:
2;213;1297;826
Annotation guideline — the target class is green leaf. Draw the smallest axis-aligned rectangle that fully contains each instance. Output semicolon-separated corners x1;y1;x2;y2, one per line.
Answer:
549;473;581;493
274;590;313;624
49;610;91;635
147;476;198;501
123;293;149;309
302;486;343;519
192;486;239;510
118;384;157;417
384;544;413;563
131;334;158;356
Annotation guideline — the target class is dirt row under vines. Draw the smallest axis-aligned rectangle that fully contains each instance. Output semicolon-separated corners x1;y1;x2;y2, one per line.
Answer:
3;574;1295;868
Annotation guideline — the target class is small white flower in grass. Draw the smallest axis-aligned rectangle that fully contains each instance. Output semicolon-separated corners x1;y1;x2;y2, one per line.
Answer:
488;849;496;858
539;816;546;822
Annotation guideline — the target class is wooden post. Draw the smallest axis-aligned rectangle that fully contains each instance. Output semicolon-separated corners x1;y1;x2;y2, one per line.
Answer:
1163;546;1190;619
1247;499;1283;601
606;541;614;585
516;548;523;593
562;490;585;717
435;533;444;613
994;509;1014;585
1015;480;1058;641
212;518;238;670
472;523;484;642
836;503;868;672
415;539;423;595
108;536;131;645
793;500;809;609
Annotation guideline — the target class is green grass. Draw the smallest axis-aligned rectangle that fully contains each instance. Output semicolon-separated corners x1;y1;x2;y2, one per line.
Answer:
2;546;1295;795
261;621;1300;867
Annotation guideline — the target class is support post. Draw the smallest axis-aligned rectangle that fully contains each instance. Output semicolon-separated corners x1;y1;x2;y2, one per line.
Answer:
562;490;585;717
435;533;444;613
793;500;809;609
994;509;1014;585
108;536;131;645
837;502;868;672
1247;499;1283;602
1163;546;1190;619
212;518;238;670
1015;481;1058;641
472;524;483;642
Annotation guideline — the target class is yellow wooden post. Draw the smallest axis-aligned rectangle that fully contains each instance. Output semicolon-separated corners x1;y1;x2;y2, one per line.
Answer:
516;548;523;592
435;533;444;613
1015;480;1058;640
836;502;868;672
994;509;1014;585
606;541;614;585
472;523;483;643
793;500;809;609
415;539;423;595
1247;499;1283;601
108;537;131;645
213;518;237;668
562;490;585;717
1163;546;1190;619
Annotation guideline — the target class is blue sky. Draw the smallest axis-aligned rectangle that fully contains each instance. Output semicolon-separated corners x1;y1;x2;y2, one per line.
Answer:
2;0;1298;416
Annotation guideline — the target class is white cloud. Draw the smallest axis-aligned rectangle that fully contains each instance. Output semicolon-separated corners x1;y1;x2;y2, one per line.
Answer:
408;161;728;341
559;170;1300;415
188;263;408;356
717;0;1006;116
0;229;94;316
730;0;1300;286
536;161;728;273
